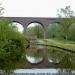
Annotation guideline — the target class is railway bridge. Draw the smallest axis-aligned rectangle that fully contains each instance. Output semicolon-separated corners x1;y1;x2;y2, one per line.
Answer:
2;17;61;68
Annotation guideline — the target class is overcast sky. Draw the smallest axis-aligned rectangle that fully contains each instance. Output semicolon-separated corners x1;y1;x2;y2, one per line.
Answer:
0;0;75;17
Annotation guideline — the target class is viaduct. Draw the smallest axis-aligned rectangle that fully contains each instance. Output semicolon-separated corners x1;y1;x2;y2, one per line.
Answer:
3;17;59;38
2;17;60;68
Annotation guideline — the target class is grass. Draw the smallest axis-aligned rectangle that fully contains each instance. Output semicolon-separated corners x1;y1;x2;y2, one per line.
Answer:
34;38;75;52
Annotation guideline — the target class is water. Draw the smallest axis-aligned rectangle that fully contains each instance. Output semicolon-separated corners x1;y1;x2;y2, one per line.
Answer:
14;44;75;74
14;69;75;75
25;45;75;68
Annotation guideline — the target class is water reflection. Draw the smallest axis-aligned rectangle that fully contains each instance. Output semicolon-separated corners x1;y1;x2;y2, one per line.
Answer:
26;45;44;64
48;47;64;64
47;46;75;69
26;44;75;69
26;55;43;64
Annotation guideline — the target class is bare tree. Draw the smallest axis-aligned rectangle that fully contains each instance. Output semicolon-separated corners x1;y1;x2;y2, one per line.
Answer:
0;3;4;16
57;6;75;18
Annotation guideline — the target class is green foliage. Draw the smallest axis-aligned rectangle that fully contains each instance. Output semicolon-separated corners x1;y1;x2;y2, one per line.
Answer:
48;18;75;40
36;39;75;51
56;6;75;41
34;25;44;38
58;17;75;40
68;23;75;41
0;18;29;73
48;23;63;39
59;54;75;69
9;23;19;33
48;47;75;69
25;23;44;38
25;27;35;36
48;47;64;63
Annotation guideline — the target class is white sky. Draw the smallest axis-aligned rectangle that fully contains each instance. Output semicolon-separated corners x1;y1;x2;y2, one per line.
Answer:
0;0;75;17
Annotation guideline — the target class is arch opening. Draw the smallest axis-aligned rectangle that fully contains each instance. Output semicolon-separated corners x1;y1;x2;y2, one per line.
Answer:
24;22;45;39
48;23;63;39
9;22;24;33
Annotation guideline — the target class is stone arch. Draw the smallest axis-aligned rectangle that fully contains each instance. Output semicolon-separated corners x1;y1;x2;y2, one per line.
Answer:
9;21;25;33
25;21;45;39
27;21;45;29
48;22;61;38
3;17;58;38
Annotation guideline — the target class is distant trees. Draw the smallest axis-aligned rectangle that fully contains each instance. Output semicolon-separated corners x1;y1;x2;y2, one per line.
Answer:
34;25;44;38
57;6;75;41
25;23;44;38
48;23;63;39
47;6;75;70
48;6;75;41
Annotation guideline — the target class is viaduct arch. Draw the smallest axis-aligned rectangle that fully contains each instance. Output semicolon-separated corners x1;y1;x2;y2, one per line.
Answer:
3;17;58;38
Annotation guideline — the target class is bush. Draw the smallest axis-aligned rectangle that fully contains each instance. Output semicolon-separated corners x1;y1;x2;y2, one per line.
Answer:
0;18;29;74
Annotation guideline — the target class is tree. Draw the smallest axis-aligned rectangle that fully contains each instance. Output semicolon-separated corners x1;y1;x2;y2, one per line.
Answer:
34;25;44;38
0;18;29;74
57;6;75;18
57;6;75;40
25;23;44;38
48;23;63;39
25;27;35;36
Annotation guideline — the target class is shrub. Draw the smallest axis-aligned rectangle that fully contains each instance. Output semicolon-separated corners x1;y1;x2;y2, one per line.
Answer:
0;18;29;74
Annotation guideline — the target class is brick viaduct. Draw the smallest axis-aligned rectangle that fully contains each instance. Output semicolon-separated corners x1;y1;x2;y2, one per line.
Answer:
2;17;59;68
4;17;59;38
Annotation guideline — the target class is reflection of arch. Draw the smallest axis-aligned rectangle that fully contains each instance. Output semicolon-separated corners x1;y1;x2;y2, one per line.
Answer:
26;46;44;65
26;54;44;64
